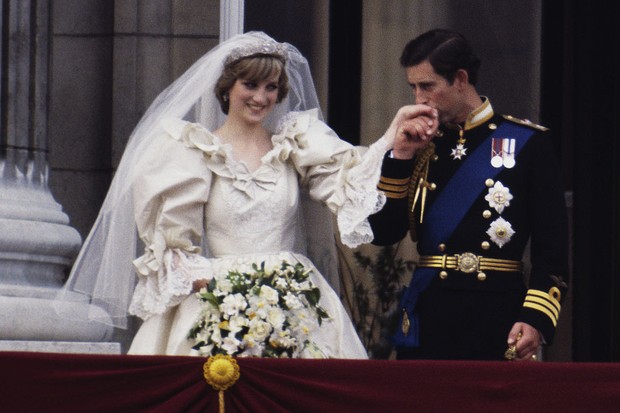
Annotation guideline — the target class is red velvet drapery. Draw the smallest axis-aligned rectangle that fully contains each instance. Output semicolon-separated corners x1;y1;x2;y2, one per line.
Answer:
1;351;618;412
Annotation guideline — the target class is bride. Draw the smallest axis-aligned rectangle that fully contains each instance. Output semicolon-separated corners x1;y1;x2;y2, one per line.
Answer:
57;31;437;358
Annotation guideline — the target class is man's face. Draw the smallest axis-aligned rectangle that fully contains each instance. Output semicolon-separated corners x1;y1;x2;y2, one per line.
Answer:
405;60;462;124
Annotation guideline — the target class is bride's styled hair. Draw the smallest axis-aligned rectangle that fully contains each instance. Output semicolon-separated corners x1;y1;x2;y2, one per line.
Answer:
214;55;290;114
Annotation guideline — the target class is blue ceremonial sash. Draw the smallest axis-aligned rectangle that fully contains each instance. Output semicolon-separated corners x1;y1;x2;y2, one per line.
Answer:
393;121;536;349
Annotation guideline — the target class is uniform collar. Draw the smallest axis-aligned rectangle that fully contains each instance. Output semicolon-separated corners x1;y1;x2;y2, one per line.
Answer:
464;97;493;130
443;97;494;133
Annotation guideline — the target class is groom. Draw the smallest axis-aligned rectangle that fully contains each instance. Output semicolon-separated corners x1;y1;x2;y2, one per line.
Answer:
370;28;569;361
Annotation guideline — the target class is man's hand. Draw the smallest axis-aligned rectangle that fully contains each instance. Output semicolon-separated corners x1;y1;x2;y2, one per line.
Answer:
384;104;438;159
507;322;541;361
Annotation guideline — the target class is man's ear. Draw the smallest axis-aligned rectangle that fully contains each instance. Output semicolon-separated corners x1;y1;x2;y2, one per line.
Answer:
454;68;469;89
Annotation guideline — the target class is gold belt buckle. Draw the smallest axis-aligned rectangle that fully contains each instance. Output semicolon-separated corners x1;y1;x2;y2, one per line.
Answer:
456;252;479;273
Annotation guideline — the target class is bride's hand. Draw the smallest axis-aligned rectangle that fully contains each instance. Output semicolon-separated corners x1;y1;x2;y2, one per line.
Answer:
192;279;209;292
384;104;438;159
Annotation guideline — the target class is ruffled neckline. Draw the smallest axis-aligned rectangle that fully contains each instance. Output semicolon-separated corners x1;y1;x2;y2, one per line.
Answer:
160;109;319;198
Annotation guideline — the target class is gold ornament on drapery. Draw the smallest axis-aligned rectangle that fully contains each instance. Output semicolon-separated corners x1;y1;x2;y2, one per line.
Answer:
203;355;241;413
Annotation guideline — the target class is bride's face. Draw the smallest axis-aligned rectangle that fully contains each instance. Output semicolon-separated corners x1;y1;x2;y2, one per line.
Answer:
227;72;280;125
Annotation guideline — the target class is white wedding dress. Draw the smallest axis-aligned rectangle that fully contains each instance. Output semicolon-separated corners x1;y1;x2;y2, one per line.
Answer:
127;109;389;358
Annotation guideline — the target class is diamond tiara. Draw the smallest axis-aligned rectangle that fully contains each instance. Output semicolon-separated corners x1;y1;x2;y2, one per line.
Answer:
225;39;288;66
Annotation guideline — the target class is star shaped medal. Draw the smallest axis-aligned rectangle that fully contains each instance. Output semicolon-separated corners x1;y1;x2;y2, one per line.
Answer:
450;141;467;160
450;129;467;160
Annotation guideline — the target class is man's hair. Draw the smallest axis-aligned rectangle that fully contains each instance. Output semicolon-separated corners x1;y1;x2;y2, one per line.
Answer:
400;29;481;85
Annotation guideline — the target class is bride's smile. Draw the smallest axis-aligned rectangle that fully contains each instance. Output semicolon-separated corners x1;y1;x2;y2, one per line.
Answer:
228;76;280;124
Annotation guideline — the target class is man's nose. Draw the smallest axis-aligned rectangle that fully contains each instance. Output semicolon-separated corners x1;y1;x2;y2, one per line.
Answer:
413;91;428;105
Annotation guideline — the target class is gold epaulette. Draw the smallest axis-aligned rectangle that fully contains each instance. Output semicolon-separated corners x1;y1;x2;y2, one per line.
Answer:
502;114;549;131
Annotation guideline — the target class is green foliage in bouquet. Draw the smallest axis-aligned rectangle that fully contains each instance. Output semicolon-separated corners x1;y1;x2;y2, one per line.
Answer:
188;261;329;358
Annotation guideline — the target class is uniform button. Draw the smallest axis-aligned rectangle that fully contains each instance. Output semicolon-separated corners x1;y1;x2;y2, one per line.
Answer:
481;241;490;250
477;272;487;281
429;183;437;191
439;271;448;280
485;178;494;187
482;210;492;219
489;123;497;130
438;243;446;252
432;154;439;161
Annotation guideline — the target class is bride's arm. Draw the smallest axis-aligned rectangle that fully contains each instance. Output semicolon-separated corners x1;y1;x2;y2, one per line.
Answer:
129;125;214;320
277;109;435;248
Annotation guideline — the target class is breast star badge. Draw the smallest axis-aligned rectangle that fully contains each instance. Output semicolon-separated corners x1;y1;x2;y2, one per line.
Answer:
484;181;513;214
486;217;515;248
450;143;467;160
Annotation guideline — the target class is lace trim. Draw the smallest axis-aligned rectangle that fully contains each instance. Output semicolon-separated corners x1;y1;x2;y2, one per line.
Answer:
130;248;212;320
337;137;390;248
162;117;320;198
274;108;317;136
274;110;389;248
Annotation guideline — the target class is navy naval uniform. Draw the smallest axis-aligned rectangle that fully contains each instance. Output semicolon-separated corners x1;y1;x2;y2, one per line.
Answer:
369;99;569;360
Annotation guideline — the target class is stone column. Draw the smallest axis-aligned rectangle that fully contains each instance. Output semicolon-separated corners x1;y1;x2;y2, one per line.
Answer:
0;0;116;353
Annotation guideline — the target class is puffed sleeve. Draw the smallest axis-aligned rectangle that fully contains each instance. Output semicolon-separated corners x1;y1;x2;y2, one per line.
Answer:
129;118;216;320
272;109;391;247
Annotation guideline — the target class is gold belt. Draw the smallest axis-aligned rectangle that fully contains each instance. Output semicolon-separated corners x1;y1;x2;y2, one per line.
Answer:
418;253;523;274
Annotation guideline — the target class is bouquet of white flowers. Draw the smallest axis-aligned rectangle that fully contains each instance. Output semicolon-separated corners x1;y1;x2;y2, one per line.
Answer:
188;260;330;358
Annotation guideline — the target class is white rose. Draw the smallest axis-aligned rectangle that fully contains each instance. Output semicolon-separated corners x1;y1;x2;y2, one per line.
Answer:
220;293;247;316
284;292;303;310
222;336;241;354
228;315;249;334
259;285;280;305
247;295;270;319
248;318;273;342
266;307;286;330
216;278;234;294
241;338;264;357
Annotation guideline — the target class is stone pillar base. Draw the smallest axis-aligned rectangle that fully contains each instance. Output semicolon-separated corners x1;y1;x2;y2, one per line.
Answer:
0;296;114;342
0;340;120;354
